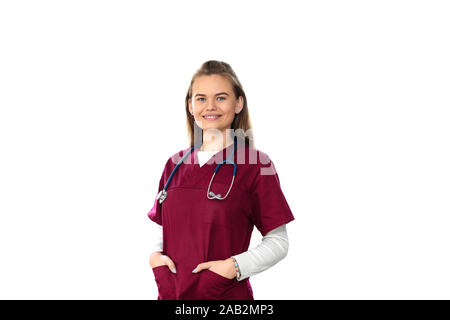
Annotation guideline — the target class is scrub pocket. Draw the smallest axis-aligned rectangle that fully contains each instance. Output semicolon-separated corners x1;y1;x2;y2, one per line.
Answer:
152;265;176;300
200;269;237;299
202;269;255;300
205;269;235;284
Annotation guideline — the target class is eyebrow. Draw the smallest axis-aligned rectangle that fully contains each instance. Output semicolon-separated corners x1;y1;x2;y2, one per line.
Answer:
194;92;229;97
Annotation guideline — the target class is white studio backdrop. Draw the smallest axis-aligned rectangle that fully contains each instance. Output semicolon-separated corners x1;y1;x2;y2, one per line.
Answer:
0;0;449;299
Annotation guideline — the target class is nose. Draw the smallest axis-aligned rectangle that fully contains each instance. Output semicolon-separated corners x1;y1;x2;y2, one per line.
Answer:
205;100;218;111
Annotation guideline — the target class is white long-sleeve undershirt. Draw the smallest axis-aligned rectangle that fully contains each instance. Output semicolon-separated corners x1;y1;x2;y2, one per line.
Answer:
149;150;290;281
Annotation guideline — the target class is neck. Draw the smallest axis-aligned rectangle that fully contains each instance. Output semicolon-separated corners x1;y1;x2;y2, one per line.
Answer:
200;130;233;152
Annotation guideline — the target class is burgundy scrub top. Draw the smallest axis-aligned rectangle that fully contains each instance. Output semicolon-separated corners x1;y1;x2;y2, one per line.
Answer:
147;143;295;300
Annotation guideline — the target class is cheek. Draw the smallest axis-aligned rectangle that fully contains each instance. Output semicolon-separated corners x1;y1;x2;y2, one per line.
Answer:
219;105;234;117
222;110;236;121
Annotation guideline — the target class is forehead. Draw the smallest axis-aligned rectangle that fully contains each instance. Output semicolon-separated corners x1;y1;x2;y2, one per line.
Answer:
192;74;233;94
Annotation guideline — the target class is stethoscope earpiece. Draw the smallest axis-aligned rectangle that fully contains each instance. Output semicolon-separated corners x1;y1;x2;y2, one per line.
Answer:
208;191;222;199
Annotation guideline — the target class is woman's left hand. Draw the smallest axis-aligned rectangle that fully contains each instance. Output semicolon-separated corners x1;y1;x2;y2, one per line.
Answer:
192;258;236;279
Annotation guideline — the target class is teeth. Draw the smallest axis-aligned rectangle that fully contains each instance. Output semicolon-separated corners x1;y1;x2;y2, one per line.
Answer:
204;115;220;118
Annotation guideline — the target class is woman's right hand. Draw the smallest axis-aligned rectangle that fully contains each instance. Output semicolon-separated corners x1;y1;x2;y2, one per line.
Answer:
149;251;177;273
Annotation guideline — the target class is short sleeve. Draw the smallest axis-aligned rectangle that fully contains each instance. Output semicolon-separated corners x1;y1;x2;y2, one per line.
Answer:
147;165;166;226
249;156;295;237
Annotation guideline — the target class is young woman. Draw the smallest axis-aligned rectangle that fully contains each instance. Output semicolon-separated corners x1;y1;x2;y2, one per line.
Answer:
147;60;295;300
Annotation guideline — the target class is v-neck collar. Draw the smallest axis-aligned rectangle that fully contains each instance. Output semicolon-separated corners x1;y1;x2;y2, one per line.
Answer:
197;150;218;168
192;142;235;169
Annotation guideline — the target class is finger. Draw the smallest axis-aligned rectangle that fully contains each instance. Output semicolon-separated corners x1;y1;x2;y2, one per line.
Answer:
165;256;177;273
192;262;212;273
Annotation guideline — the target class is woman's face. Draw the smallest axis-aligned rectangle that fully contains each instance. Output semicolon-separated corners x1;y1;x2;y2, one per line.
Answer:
188;74;243;133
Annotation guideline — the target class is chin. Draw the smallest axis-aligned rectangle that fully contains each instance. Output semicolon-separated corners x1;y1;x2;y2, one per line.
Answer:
202;126;223;132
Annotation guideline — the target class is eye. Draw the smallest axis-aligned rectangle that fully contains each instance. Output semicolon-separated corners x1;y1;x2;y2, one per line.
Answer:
197;97;205;101
217;96;226;101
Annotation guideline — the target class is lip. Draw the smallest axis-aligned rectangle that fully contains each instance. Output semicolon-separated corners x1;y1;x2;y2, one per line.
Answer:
202;115;222;120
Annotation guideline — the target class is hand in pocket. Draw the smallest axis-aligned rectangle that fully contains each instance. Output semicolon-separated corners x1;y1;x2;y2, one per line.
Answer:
149;251;177;273
192;258;236;279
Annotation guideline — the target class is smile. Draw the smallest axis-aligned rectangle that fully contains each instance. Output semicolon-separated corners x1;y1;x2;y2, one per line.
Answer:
202;115;221;120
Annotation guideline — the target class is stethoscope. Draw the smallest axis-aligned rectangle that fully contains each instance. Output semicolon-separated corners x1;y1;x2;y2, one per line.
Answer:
157;136;238;205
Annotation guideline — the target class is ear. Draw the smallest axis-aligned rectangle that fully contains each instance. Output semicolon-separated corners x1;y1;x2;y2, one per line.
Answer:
235;96;244;114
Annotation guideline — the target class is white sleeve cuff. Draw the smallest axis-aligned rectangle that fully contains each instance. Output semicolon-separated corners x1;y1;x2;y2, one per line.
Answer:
150;224;163;254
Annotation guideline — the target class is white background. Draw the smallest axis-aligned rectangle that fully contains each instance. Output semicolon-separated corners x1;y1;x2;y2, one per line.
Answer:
0;0;449;299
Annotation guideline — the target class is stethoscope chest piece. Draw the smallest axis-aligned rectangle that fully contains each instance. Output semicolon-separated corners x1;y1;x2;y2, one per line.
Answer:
157;189;168;204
